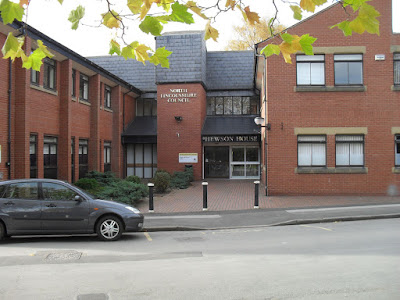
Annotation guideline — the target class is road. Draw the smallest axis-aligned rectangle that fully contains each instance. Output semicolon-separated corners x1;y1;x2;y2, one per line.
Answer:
0;219;399;299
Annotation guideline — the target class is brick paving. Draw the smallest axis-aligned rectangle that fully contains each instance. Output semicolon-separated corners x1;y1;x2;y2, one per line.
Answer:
135;179;400;214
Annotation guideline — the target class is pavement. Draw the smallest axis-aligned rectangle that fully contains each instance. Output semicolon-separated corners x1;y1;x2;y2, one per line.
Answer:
135;179;400;231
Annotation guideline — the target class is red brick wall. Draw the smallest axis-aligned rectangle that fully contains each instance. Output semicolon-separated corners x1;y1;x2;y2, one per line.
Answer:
258;0;400;195
0;33;10;180
157;83;206;180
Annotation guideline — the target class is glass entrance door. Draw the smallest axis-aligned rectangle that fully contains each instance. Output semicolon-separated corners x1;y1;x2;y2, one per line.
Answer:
204;146;229;178
231;146;260;179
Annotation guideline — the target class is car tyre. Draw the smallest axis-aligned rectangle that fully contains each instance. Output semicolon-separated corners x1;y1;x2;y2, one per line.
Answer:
96;216;123;241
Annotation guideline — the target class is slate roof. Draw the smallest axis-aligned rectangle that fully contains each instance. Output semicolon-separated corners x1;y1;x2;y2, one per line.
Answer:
206;51;255;90
202;116;259;136
88;56;156;92
122;117;157;143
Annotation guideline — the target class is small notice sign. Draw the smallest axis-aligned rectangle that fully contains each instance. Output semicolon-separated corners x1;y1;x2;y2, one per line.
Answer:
179;153;198;163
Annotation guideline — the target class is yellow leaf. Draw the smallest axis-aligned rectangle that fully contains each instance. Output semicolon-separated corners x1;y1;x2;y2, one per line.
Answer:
225;0;235;10
243;6;260;25
37;40;54;59
140;0;156;20
279;35;302;64
205;21;219;42
186;1;208;19
102;10;121;29
134;44;151;64
300;0;316;12
128;0;143;14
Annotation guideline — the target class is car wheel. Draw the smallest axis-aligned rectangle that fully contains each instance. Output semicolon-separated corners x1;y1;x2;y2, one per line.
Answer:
96;216;123;241
0;223;5;240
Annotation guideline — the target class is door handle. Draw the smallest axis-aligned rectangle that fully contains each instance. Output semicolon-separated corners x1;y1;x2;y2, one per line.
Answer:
46;203;57;207
4;201;15;205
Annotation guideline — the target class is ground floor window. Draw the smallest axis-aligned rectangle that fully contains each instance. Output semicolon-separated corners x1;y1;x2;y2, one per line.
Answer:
30;134;37;178
126;144;157;178
79;139;88;179
43;136;57;179
104;141;111;172
71;137;75;183
336;135;364;167
297;135;326;167
395;135;400;166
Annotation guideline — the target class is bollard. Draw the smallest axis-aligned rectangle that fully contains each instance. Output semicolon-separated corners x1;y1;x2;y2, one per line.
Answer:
254;181;260;209
148;183;154;213
202;181;208;211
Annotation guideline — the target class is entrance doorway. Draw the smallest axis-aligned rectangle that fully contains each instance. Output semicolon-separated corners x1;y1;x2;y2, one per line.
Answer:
204;146;229;178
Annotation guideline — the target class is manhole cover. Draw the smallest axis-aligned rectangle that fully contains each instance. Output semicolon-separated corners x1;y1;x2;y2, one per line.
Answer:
45;250;82;261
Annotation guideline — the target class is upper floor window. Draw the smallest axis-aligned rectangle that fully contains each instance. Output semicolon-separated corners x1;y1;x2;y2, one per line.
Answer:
136;98;157;116
43;58;56;90
334;54;363;85
72;69;76;97
31;68;39;85
336;135;364;167
207;96;259;115
297;135;326;167
394;53;400;85
79;74;89;101
104;85;111;109
296;55;325;85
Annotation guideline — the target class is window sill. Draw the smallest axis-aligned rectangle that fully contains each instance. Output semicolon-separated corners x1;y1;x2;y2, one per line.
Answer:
79;99;91;106
392;85;400;91
295;86;366;92
72;96;77;102
104;107;113;113
30;84;58;96
392;167;400;174
295;167;368;174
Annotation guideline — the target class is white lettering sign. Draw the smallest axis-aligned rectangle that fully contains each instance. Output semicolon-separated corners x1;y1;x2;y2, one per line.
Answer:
160;88;197;103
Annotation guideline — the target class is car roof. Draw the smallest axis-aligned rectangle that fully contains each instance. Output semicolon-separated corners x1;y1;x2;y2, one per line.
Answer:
0;179;69;186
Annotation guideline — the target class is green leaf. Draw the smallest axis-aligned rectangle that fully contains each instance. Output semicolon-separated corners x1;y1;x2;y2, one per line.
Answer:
58;0;64;4
260;44;280;57
36;40;54;59
23;49;46;71
281;33;295;43
121;42;138;60
0;0;25;24
1;32;24;61
331;20;353;36
149;47;172;68
139;16;163;36
68;5;85;30
169;2;194;24
342;0;369;10
157;0;174;12
299;34;317;55
102;10;121;29
290;5;302;20
356;3;380;34
109;39;121;55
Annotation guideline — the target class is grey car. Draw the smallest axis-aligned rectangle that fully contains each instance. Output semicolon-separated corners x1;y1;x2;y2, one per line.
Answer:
0;179;144;241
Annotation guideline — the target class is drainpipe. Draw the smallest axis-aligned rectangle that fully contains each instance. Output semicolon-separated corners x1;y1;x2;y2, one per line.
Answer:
122;91;130;178
6;59;12;179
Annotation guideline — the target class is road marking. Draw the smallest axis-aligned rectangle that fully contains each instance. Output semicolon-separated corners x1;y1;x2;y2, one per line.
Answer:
300;225;332;231
146;215;221;220
287;204;400;213
144;232;153;241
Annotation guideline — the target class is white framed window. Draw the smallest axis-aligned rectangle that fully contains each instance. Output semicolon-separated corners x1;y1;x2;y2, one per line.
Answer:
394;53;400;85
296;55;325;85
79;74;89;101
336;135;364;166
334;54;363;85
104;85;111;109
297;135;326;167
43;58;56;90
395;135;400;166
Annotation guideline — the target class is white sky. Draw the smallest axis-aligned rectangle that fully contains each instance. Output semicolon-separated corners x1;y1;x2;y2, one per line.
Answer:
24;0;400;57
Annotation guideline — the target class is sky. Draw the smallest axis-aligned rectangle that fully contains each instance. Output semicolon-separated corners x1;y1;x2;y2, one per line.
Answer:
23;0;400;57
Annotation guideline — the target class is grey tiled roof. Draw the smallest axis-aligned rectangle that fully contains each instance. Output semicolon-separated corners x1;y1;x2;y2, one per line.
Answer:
89;56;156;92
202;116;259;135
206;51;255;90
122;116;157;136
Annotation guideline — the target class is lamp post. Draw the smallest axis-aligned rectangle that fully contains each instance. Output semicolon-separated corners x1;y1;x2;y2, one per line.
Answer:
254;117;270;196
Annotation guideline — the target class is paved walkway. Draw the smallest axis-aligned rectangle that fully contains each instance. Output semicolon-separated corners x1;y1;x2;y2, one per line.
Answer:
136;179;400;214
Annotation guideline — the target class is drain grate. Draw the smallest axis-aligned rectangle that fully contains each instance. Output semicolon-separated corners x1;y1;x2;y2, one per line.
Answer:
44;250;82;261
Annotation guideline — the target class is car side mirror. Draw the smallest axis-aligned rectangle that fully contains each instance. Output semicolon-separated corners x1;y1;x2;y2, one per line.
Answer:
74;195;82;202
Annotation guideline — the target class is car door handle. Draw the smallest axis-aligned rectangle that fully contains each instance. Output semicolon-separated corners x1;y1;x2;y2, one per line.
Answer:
46;203;57;207
4;201;15;205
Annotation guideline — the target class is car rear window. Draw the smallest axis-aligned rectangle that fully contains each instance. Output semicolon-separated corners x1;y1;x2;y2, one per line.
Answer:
0;185;6;198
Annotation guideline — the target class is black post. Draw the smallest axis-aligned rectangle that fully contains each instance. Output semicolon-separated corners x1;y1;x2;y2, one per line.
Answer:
148;183;154;212
254;181;260;209
202;181;208;211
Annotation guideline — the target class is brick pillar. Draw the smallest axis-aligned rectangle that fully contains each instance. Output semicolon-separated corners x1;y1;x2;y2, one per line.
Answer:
99;139;104;173
88;74;101;172
58;60;72;181
111;86;122;178
73;137;79;182
13;37;32;179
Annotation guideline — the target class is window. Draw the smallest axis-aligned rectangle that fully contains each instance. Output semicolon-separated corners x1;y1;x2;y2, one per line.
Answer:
104;85;111;109
334;54;363;85
31;68;39;85
79;139;88;179
43;58;56;90
207;96;259;115
104;141;111;172
336;135;364;167
394;53;400;85
30;134;37;178
44;136;58;179
126;144;157;178
71;137;75;183
296;55;325;85
395;135;400;166
79;74;89;101
136;99;157;116
297;135;326;167
5;182;39;200
72;69;76;97
231;146;260;178
42;182;77;201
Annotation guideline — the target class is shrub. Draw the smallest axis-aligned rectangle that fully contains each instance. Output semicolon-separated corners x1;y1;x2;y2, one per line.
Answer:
125;175;141;184
74;178;103;196
154;171;171;193
170;171;191;189
98;181;148;205
84;171;119;186
184;165;194;182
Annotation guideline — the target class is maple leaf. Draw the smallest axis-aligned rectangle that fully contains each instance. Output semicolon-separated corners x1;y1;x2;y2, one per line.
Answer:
290;5;302;20
260;44;280;57
157;0;174;12
36;40;54;59
225;0;235;10
1;33;25;61
121;42;139;60
109;39;121;55
127;0;143;14
139;16;164;35
186;1;208;20
134;44;151;64
68;5;85;30
19;0;29;8
299;34;317;55
150;47;172;68
102;10;121;29
204;21;218;42
278;34;302;63
0;0;25;24
243;6;260;25
300;0;316;12
169;2;194;24
140;0;157;20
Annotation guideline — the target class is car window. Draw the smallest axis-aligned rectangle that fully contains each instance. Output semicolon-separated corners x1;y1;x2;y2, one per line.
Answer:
5;182;39;200
42;182;78;201
0;185;6;198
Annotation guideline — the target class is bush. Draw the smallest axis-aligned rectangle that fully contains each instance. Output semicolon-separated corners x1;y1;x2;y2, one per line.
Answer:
170;171;191;189
74;178;103;196
125;175;141;184
84;171;119;186
98;181;148;205
184;165;194;182
154;171;171;193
